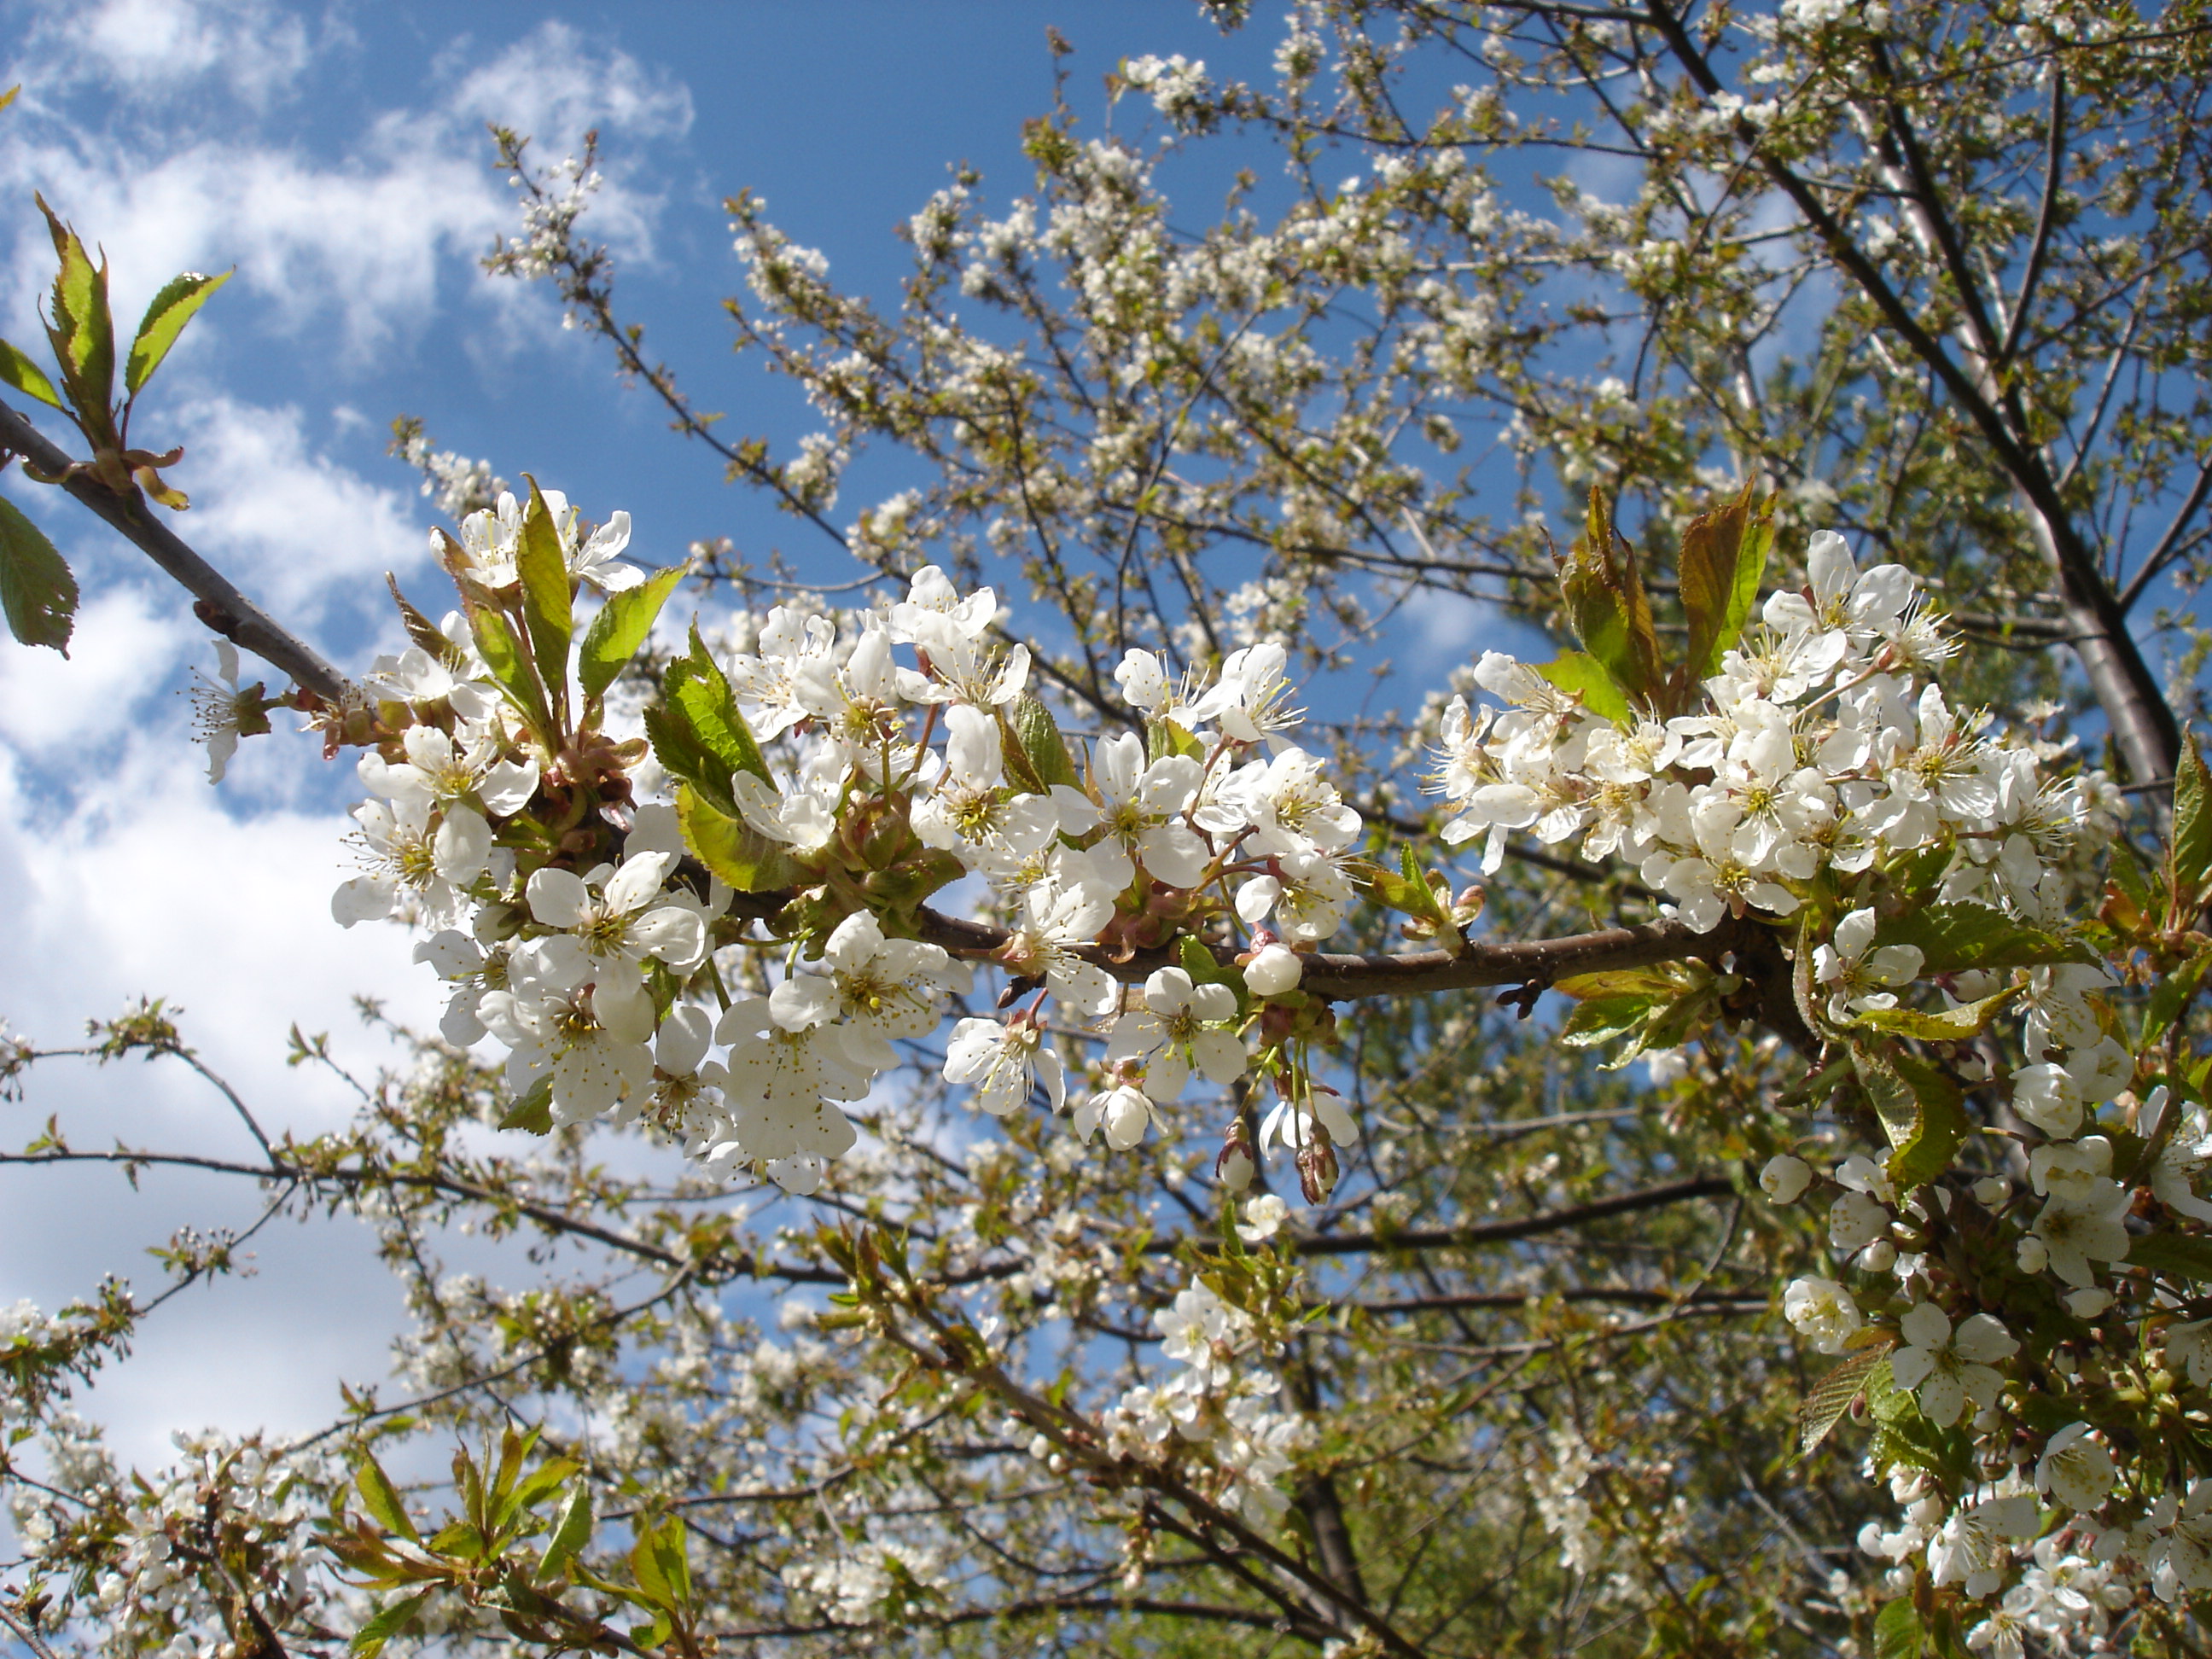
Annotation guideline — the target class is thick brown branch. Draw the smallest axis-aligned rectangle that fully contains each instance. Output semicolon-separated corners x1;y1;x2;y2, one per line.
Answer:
902;899;1744;1000
0;399;353;703
1283;1174;1734;1260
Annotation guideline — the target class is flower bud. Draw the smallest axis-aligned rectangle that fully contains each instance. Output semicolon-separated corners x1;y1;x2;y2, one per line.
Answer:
1295;1126;1338;1203
1759;1154;1812;1205
1215;1120;1256;1191
1244;942;1302;997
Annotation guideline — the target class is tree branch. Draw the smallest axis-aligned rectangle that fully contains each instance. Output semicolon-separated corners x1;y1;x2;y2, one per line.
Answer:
0;400;353;703
1284;1174;1734;1260
1636;3;2180;787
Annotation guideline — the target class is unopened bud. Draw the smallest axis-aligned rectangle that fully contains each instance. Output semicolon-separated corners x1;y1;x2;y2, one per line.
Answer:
1215;1120;1256;1191
1295;1126;1338;1203
1244;941;1302;997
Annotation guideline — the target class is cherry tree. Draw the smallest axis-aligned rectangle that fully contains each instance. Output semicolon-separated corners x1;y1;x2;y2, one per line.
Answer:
9;3;2212;1656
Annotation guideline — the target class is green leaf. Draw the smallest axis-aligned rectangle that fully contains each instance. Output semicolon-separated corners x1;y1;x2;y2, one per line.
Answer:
1853;1042;1969;1190
660;625;771;794
1011;695;1080;790
1146;717;1204;765
1676;485;1773;685
498;1075;554;1135
1796;1344;1894;1460
0;338;61;409
537;1481;594;1581
640;1512;692;1610
578;566;683;705
2144;953;2212;1050
37;193;114;416
0;495;77;654
468;607;554;739
355;1454;421;1545
1854;987;2019;1041
124;269;230;398
501;1456;577;1534
515;477;573;726
678;784;801;895
1555;487;1662;707
1871;903;2093;975
1873;1596;1925;1659
1534;649;1633;725
1366;845;1454;928
2174;733;2212;904
1557;993;1659;1049
2108;835;2155;917
628;1515;673;1607
351;1590;433;1658
2126;1231;2212;1283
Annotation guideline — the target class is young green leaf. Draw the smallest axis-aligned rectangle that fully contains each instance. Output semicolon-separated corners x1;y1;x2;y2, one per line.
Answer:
1675;484;1773;685
468;608;555;740
1872;1595;1925;1659
0;339;61;409
1146;718;1203;765
0;494;78;654
351;1590;433;1658
125;269;231;398
677;784;801;894
1870;904;2093;975
1534;650;1632;725
497;1075;555;1135
641;1512;692;1610
2172;732;2212;907
515;477;573;725
500;1456;578;1534
663;626;772;785
1555;487;1662;707
1853;987;2019;1042
2142;952;2212;1050
1557;992;1660;1050
537;1481;594;1581
2126;1231;2212;1283
1854;1042;1969;1190
355;1454;422;1545
1796;1345;1895;1461
37;193;114;417
1010;695;1080;790
578;566;684;704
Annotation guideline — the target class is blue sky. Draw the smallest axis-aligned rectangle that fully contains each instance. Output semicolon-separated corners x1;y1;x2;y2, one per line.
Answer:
0;0;1302;1469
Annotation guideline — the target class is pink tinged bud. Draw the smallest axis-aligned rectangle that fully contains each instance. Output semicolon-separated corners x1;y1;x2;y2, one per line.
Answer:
1215;1120;1256;1191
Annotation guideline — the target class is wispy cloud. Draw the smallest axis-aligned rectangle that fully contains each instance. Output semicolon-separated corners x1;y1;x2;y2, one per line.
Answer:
0;10;691;361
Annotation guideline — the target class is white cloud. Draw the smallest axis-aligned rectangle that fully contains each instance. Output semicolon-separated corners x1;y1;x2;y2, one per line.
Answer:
13;0;318;111
0;586;190;758
0;17;691;362
167;393;431;632
445;20;694;151
0;2;698;1494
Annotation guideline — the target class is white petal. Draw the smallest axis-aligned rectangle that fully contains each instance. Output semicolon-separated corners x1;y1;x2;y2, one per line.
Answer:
632;906;707;971
331;876;394;928
527;866;592;928
605;850;676;915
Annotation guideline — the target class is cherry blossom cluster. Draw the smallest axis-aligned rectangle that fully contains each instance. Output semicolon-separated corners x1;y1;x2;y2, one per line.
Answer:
1417;531;2212;1633
8;1421;346;1659
329;498;1361;1198
1096;1279;1311;1526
